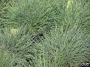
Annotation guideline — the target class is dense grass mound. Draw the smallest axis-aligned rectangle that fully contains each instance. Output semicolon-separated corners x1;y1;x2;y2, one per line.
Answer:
37;25;90;67
1;0;89;34
0;25;90;67
0;0;90;67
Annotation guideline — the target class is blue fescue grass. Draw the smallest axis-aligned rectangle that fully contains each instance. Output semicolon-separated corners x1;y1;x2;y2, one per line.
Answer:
38;25;90;67
0;0;90;67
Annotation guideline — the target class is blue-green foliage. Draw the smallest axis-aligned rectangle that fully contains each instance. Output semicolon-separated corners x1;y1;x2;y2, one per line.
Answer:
0;0;90;67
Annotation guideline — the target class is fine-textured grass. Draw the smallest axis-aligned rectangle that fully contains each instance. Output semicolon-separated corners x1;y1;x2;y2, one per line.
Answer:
1;0;89;34
0;0;90;67
0;24;90;67
0;27;35;67
38;25;90;67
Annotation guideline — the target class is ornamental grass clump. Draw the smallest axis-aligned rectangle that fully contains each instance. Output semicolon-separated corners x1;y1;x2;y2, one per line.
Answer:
0;0;90;67
0;27;40;67
3;0;89;34
37;25;90;67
